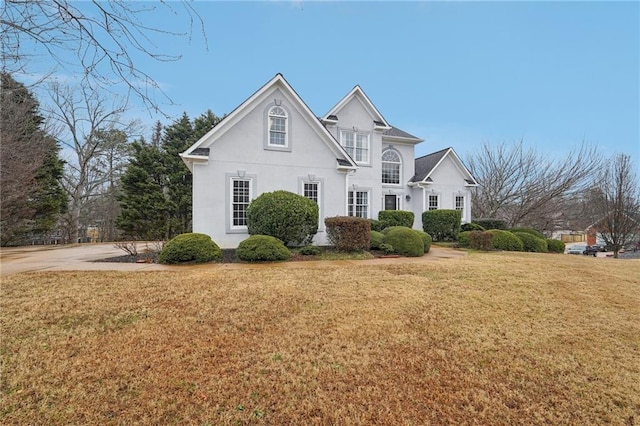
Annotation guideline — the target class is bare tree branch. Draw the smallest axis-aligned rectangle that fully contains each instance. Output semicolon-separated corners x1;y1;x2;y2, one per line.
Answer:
1;0;207;115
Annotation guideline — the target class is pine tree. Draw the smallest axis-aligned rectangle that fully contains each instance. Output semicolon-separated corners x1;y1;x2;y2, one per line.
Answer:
116;138;169;240
0;73;67;245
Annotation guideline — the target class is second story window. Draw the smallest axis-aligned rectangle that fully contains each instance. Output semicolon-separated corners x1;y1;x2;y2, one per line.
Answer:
268;106;287;146
340;130;369;164
382;149;401;184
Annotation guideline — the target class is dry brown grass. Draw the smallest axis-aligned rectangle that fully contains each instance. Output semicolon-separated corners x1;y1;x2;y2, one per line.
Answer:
1;252;639;425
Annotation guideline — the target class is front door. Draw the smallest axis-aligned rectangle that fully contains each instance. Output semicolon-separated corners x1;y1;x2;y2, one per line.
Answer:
384;194;398;210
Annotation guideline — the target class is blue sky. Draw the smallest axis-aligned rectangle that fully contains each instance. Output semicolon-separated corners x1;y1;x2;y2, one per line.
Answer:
27;1;640;169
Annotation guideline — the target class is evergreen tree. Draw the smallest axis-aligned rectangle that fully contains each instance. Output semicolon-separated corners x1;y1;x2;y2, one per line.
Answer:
116;138;169;240
0;73;67;245
161;113;194;237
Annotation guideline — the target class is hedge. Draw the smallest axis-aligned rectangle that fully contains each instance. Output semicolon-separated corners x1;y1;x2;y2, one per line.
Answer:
458;230;492;251
473;219;507;230
422;209;462;242
236;235;291;262
513;231;548;253
487;229;524;251
382;226;424;257
158;233;221;264
377;210;414;229
461;222;486;232
246;190;318;246
546;239;566;253
325;216;370;251
510;227;545;239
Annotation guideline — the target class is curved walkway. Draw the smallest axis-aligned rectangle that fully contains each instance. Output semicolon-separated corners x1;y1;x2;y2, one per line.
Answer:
0;243;467;276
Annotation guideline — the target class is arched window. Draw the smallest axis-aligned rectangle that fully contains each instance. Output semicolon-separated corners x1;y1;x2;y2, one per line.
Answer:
268;106;287;146
382;149;401;184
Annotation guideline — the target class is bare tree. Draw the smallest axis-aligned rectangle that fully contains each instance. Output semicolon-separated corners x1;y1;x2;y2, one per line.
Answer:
466;140;601;232
46;82;138;243
1;0;205;113
585;154;640;258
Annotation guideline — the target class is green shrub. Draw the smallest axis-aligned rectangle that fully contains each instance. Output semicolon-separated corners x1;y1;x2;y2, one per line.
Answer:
325;216;370;251
422;209;462;242
369;219;384;232
246;190;318;246
370;230;385;250
513;232;548;253
461;222;486;232
379;243;394;254
378;210;414;229
458;230;493;250
488;229;524;251
469;231;493;251
457;230;472;248
382;226;424;257
415;230;432;253
236;235;290;262
298;245;321;256
546;239;566;253
158;233;221;264
510;227;545;239
473;219;507;230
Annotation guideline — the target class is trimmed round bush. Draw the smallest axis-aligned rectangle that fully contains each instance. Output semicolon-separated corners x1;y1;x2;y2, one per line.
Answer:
488;229;524;251
370;230;385;250
379;243;394;254
325;216;370;251
237;235;290;262
382;226;424;257
246;190;318;246
510;227;545;239
513;231;548;253
461;222;485;232
415;230;432;253
546;238;566;254
457;230;493;250
158;233;221;264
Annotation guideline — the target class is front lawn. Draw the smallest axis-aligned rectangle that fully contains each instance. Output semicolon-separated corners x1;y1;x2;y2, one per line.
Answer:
1;252;638;424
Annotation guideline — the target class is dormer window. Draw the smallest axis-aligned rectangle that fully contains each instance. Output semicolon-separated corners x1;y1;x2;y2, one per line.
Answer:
268;106;287;147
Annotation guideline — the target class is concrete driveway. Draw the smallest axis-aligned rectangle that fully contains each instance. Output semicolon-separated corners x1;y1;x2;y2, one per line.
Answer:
0;243;467;276
0;243;173;276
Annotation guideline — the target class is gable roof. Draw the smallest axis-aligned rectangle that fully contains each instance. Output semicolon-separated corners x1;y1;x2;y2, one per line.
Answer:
180;74;357;171
411;147;478;186
321;85;391;129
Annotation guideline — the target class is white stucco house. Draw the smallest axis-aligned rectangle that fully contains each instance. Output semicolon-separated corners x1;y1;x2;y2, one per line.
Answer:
181;74;478;248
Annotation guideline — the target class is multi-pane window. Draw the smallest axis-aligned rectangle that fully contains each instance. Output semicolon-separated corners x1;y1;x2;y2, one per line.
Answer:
455;195;465;220
382;149;401;184
340;131;369;163
428;194;439;211
303;182;318;204
268;106;287;146
231;178;251;227
348;191;369;218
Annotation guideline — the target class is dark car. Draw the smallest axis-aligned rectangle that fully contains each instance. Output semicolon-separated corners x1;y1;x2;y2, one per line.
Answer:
583;246;599;257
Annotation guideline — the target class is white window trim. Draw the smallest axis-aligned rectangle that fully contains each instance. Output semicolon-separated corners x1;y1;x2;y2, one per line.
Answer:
264;103;292;152
225;173;256;234
426;193;440;211
340;129;370;165
455;194;466;222
381;148;402;186
348;189;370;219
299;177;324;231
